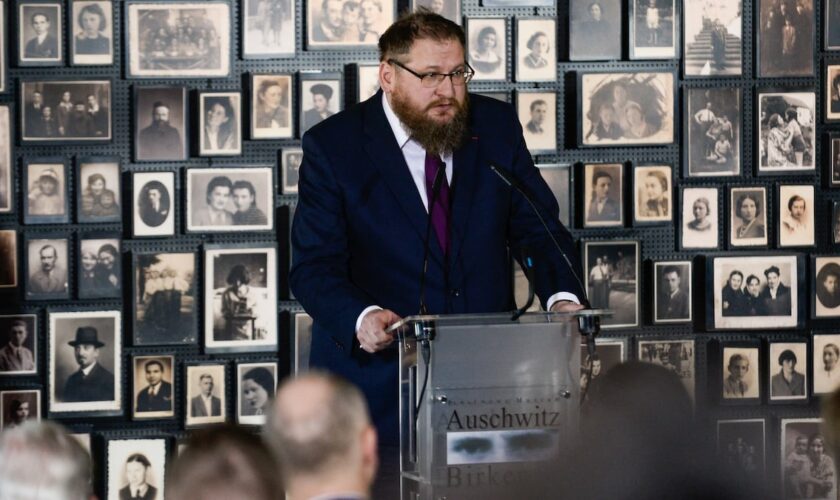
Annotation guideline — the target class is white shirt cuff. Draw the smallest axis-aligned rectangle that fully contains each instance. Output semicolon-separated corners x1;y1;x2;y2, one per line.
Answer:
356;305;383;333
547;292;580;311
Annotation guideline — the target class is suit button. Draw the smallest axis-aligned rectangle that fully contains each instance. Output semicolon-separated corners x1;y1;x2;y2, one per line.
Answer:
450;289;460;297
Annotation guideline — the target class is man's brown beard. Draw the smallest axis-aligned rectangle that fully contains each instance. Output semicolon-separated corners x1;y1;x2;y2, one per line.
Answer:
390;90;470;156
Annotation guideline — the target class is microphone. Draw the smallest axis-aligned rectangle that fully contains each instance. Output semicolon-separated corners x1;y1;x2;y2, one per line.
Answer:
418;160;447;315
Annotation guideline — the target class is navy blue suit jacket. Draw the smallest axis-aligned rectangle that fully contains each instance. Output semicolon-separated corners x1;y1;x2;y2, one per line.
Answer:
290;91;583;443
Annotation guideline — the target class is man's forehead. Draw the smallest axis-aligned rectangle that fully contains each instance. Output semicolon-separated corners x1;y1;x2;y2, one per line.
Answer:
404;38;464;69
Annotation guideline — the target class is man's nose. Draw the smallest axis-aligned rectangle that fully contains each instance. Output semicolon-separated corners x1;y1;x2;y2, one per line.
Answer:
434;76;456;98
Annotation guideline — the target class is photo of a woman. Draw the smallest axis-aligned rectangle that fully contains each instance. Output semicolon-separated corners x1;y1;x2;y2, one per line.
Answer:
254;78;288;129
687;197;711;231
468;20;505;81
74;3;110;55
681;187;718;249
240;366;275;417
523;31;549;69
201;95;239;155
635;167;670;222
80;172;119;219
731;190;767;246
221;265;258;341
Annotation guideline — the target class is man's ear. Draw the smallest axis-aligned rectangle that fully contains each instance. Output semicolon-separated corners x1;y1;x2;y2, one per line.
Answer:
379;61;394;94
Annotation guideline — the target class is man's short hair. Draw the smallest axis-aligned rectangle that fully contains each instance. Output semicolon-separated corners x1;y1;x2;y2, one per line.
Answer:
826;344;840;357
592;171;612;185
778;349;797;365
10;319;28;331
97;243;119;259
788;194;806;212
232;180;256;197
39;244;57;258
728;353;748;369
662;266;680;278
31;12;49;24
151;101;170;115
378;10;465;62
746;274;760;286
199;374;213;383
144;360;164;373
126;453;151;468
530;99;547;112
764;265;781;278
205;176;233;201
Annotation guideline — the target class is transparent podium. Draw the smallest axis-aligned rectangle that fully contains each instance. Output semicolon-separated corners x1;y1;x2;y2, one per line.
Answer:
388;310;605;500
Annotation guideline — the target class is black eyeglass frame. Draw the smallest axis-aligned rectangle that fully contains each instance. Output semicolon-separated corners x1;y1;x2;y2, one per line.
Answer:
387;59;475;87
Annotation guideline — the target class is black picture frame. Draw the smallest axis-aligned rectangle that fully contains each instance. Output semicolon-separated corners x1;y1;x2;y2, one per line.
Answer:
581;162;624;228
24;234;70;300
812;334;840;394
830;134;840;187
105;437;169;498
132;354;175;420
776;184;815;248
828;0;840;50
718;340;762;404
757;0;815;78
299;72;343;137
768;340;809;404
0;314;38;375
23;157;69;225
636;338;696;400
628;0;679;60
516;89;556;154
728;186;769;249
241;0;295;59
682;0;742;77
716;419;766;481
780;419;832;495
812;256;840;319
69;0;114;66
131;170;176;238
826;63;840;122
250;73;294;140
305;0;396;50
568;0;621;61
132;250;197;346
0;388;41;429
20;79;113;144
76;232;121;299
633;164;672;225
465;17;508;83
17;0;64;67
652;260;692;324
236;360;277;425
185;165;275;233
0;104;13;214
682;86;741;178
582;240;640;329
355;63;379;103
184;361;227;428
76;156;121;224
756;88;816;175
197;90;242;157
293;312;312;374
832;201;840;246
536;163;571;227
133;86;188;162
281;147;302;195
679;186;719;250
0;1;7;92
0;230;16;290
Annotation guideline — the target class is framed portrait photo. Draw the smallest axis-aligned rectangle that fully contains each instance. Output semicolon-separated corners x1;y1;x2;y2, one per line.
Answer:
0;2;6;92
356;63;380;103
683;87;741;177
20;80;112;143
578;71;675;147
24;158;68;224
204;244;278;353
132;171;175;238
728;186;769;248
17;1;63;66
780;419;836;497
830;135;840;187
814;257;840;318
125;0;232;79
777;184;815;248
466;17;507;82
683;0;742;76
756;89;816;174
49;310;122;416
629;0;678;60
757;0;814;78
814;334;840;394
133;86;188;161
569;0;621;61
70;0;113;66
515;18;556;82
77;157;121;224
185;363;226;427
25;236;69;300
281;147;303;194
720;342;761;403
580;338;628;394
582;240;640;329
293;312;312;374
582;163;623;228
637;339;695;400
237;361;277;425
242;0;295;58
306;0;395;50
186;166;274;233
133;251;197;346
107;438;168;500
299;74;342;137
829;0;840;50
717;419;765;481
633;165;672;224
250;73;293;140
768;341;808;403
833;202;840;247
132;355;175;419
516;90;556;153
706;254;804;331
77;235;121;299
0;389;40;430
827;64;840;121
411;0;460;23
198;91;242;156
0;230;18;290
0;315;37;375
0;105;11;213
537;163;571;226
652;260;691;324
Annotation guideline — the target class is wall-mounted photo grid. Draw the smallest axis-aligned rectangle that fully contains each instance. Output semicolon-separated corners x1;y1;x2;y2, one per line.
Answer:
0;0;837;497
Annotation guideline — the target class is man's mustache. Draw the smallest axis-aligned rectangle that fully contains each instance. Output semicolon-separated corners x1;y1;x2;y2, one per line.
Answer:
425;99;460;111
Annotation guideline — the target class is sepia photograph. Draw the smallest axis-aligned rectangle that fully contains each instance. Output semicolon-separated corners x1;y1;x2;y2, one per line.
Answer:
466;18;507;82
187;167;274;232
134;86;187;161
634;165;671;224
107;438;167;500
294;312;312;374
721;345;760;401
77;236;121;299
728;187;768;248
250;73;293;139
653;261;691;323
629;0;678;59
757;90;815;173
411;0;460;23
0;2;6;92
242;0;294;58
579;71;675;146
717;419;765;480
515;18;556;82
0;315;37;375
198;91;242;156
832;136;840;187
132;171;175;238
25;237;69;300
583;240;639;329
813;334;840;394
637;339;695;400
18;1;63;65
77;158;121;223
133;355;175;419
0;390;40;430
583;163;623;227
281;148;303;194
133;252;196;346
356;63;380;102
780;419;834;498
517;91;556;153
777;185;814;247
306;0;394;49
300;76;342;136
758;0;814;77
20;80;112;143
684;87;741;177
204;245;278;353
827;64;840;121
829;0;840;49
579;338;626;395
49;310;122;415
834;202;840;246
569;0;621;60
0;105;11;213
185;363;226;426
0;230;17;289
537;164;571;226
683;0;742;76
237;362;277;425
814;257;840;318
769;342;808;402
126;0;231;78
70;1;113;65
24;159;68;224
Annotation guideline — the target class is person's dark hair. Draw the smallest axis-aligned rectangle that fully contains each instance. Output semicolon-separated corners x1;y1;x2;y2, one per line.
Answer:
784;107;798;122
378;10;465;62
30;12;49;24
787;194;805;212
126;453;151;469
646;170;668;192
204;97;237;148
728;270;743;282
87;173;106;187
763;265;780;278
39;245;57;258
257;79;285;106
77;4;106;31
232;180;256;198
226;264;251;286
144;360;164;373
10;319;28;331
818;263;840;291
476;26;497;48
778;349;797;365
97;243;119;259
9;399;25;416
244;367;275;396
692;197;710;213
736;193;761;219
205;176;233;203
746;274;760;286
530;99;547;112
662;265;680;278
526;31;548;51
834;73;840;93
151;101;170;116
826;344;840;357
728;353;747;369
592;170;612;185
199;373;213;383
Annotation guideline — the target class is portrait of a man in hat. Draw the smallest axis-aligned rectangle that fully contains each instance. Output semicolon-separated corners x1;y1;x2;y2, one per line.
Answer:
302;82;336;133
62;326;115;402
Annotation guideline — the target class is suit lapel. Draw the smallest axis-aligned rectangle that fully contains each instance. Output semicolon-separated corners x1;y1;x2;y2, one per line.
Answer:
449;134;480;268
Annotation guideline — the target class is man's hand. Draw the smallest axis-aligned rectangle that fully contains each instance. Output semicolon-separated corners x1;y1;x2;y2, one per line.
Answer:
550;300;585;313
357;309;402;353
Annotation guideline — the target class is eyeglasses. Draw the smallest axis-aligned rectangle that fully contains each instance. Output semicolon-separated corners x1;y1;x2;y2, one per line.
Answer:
388;59;474;88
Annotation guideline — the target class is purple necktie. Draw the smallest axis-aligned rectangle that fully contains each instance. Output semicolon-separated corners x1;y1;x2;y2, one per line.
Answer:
425;152;451;254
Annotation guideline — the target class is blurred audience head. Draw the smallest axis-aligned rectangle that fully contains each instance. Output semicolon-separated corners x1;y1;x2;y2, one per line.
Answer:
821;386;840;460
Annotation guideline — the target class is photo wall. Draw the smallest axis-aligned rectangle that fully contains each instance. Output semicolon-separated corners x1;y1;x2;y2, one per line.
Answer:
0;0;838;497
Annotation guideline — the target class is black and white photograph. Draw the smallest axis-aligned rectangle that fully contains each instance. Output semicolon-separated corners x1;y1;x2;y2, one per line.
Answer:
125;1;231;78
133;252;196;346
777;185;815;247
781;419;836;498
0;105;11;213
0;2;6;92
20;80;112;143
185;363;226;426
446;428;561;465
517;91;556;153
515;18;556;82
204;245;278;353
814;257;840;318
49;310;121;414
832;136;840;187
466;18;507;82
537;164;571;226
579;71;675;146
653;261;691;323
583;163;623;227
758;0;814;77
709;255;803;330
77;236;121;299
133;355;175;419
829;0;840;49
814;335;840;395
0;230;17;289
583;240;639;329
356;63;380;102
769;342;808;402
833;202;840;247
293;312;312;374
684;87;741;177
637;339;695;400
77;158;120;223
132;172;175;238
282;148;303;194
569;0;621;60
757;90;816;173
70;1;113;65
300;76;342;136
580;338;626;395
237;362;277;425
198;91;241;156
107;438;167;500
186;167;274;232
728;187;768;248
683;0;741;76
827;64;840;121
629;0;678;59
242;0;294;58
0;390;40;430
634;165;671;224
717;419;765;480
306;0;394;49
0;315;37;375
133;86;187;161
721;345;760;400
25;237;69;300
18;1;63;66
411;0;460;23
24;159;68;224
250;74;293;140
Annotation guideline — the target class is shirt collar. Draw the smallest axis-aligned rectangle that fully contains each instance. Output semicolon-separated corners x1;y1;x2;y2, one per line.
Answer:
382;93;411;149
81;362;97;376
